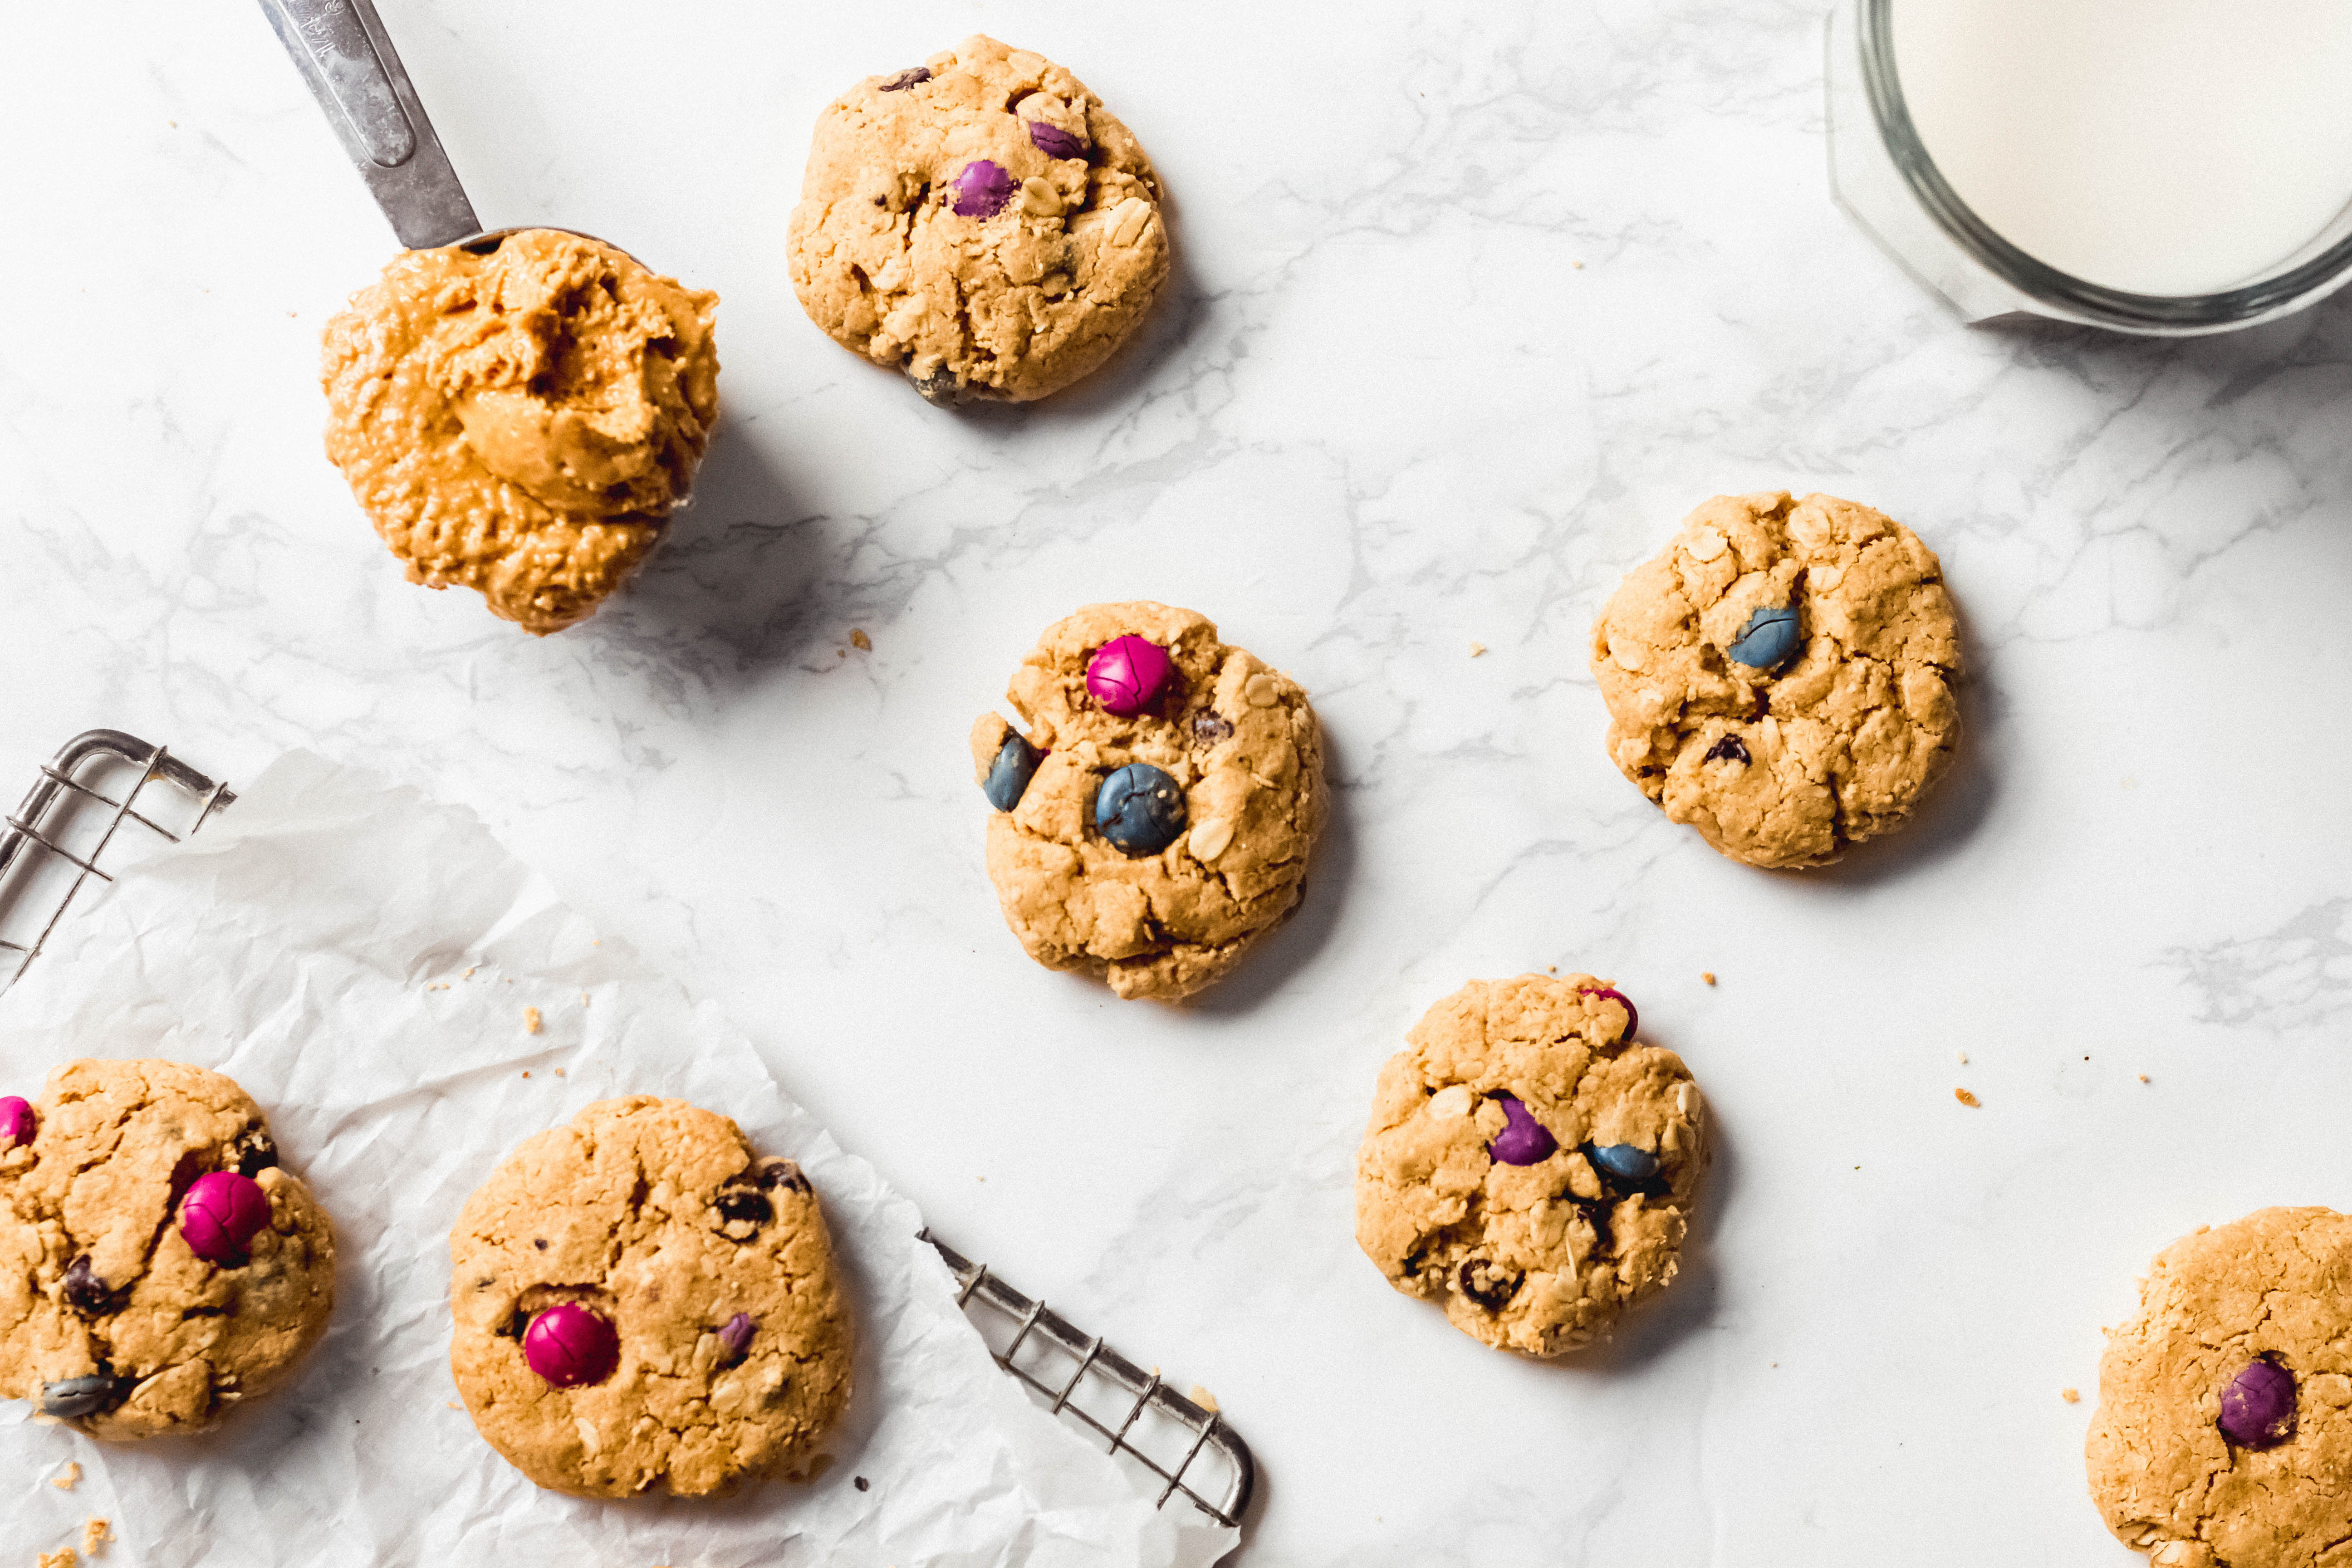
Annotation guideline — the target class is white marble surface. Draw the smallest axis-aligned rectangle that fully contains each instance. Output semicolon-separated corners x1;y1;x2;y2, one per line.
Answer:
5;2;2352;1563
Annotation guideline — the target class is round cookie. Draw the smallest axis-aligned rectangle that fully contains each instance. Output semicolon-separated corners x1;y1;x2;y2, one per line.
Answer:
0;1059;336;1439
449;1097;852;1498
2087;1208;2352;1568
1590;490;1962;869
788;35;1170;405
321;228;721;635
1354;975;1705;1357
971;601;1325;1002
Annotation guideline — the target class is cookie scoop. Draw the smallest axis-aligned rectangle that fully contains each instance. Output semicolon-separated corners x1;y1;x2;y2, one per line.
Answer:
524;1302;619;1389
180;1171;272;1265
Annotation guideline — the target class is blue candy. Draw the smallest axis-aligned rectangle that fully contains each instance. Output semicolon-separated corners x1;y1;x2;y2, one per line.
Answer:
1584;1142;1661;1187
1095;764;1187;855
983;732;1044;813
1726;604;1802;671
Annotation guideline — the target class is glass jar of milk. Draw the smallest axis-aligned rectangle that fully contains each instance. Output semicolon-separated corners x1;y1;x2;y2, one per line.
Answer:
1827;0;2352;333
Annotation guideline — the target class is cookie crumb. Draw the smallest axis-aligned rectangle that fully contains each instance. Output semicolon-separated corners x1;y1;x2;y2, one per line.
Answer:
447;1401;461;1409
854;1476;871;1492
1548;965;1558;973
2137;1073;2149;1083
554;1067;565;1077
2062;1387;2081;1404
1469;641;1486;658
524;1006;542;1035
39;1549;76;1568
521;1071;530;1079
1956;1050;1968;1064
1572;260;1585;269
81;1519;110;1557
51;1462;78;1490
1701;971;1716;985
1189;1383;1220;1413
1955;1087;1981;1107
851;628;872;651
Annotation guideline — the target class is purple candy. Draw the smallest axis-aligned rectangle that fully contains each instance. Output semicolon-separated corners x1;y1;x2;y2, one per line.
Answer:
880;67;931;92
179;1171;270;1265
1027;121;1087;160
717;1311;756;1367
951;159;1018;219
1578;986;1638;1043
525;1302;619;1389
1487;1094;1558;1166
0;1096;34;1147
1085;635;1175;715
2219;1357;2297;1449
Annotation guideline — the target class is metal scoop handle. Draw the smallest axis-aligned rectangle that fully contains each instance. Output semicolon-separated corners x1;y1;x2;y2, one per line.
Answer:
259;0;480;248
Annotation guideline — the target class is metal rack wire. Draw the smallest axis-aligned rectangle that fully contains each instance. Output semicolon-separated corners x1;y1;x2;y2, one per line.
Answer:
0;728;1255;1532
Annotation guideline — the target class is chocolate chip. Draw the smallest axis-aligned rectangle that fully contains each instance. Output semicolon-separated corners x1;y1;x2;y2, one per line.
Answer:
749;1157;811;1195
880;66;932;91
533;1238;548;1251
62;1255;117;1317
1190;712;1235;747
232;1127;280;1178
715;1188;773;1235
1574;1198;1616;1256
40;1372;132;1420
1456;1258;1523;1313
854;1475;871;1492
1703;734;1750;765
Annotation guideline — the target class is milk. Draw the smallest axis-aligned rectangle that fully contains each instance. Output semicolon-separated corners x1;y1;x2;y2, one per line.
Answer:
1891;0;2352;297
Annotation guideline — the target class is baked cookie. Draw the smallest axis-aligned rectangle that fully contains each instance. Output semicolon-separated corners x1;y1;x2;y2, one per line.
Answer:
2087;1208;2352;1568
1590;490;1962;869
972;601;1325;1002
0;1059;336;1439
789;35;1169;405
449;1097;852;1498
1354;975;1705;1357
321;228;720;634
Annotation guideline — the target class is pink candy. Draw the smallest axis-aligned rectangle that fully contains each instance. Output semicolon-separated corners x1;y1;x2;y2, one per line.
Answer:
1085;636;1174;716
524;1301;619;1388
1578;986;1638;1043
179;1171;270;1265
0;1096;34;1147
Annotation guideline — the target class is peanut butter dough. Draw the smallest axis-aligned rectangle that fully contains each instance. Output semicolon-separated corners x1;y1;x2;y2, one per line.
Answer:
789;36;1169;404
321;229;720;634
1590;491;1962;869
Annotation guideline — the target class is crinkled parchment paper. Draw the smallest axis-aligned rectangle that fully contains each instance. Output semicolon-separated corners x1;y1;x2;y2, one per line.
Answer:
0;751;1236;1568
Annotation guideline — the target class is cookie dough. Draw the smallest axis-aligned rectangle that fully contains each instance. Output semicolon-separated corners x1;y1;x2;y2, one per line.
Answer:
0;1059;336;1439
449;1097;852;1498
321;228;720;634
1354;975;1705;1357
1590;491;1962;869
788;35;1169;404
973;601;1325;1002
2087;1208;2352;1568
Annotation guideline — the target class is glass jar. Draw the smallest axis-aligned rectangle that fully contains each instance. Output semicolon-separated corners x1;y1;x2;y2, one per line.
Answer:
1825;0;2352;334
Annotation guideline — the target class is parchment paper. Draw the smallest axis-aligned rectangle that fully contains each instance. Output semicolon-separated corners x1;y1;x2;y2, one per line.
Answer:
0;751;1238;1568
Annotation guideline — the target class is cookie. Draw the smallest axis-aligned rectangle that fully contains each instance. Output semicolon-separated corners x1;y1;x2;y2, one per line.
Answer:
1354;975;1705;1357
449;1097;853;1498
2087;1208;2352;1568
973;601;1325;1002
321;228;721;634
1590;490;1962;869
0;1059;336;1439
788;35;1169;405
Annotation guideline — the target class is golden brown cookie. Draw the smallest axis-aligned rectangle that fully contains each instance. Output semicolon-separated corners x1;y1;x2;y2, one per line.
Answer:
0;1059;335;1439
1590;491;1962;869
1354;975;1705;1357
2087;1208;2352;1568
449;1097;852;1498
973;601;1324;1002
321;228;720;634
788;35;1169;404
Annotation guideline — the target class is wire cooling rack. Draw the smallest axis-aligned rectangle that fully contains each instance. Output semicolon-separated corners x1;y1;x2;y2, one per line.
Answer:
0;729;1255;1531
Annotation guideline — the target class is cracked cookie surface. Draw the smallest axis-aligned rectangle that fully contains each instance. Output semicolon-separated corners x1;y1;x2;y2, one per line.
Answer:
449;1097;852;1498
1590;490;1962;869
321;228;720;634
2087;1208;2352;1568
0;1058;335;1439
974;601;1324;1002
1354;975;1705;1357
788;34;1168;404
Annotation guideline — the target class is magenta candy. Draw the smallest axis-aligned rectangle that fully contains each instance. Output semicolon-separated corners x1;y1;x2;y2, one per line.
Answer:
524;1302;619;1389
1027;121;1087;159
951;159;1018;219
1487;1094;1557;1166
1085;636;1175;716
1578;986;1638;1043
179;1171;270;1265
0;1096;34;1147
2219;1357;2297;1449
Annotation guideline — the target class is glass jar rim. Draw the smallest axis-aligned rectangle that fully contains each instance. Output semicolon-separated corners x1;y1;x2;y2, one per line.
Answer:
1857;0;2352;332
